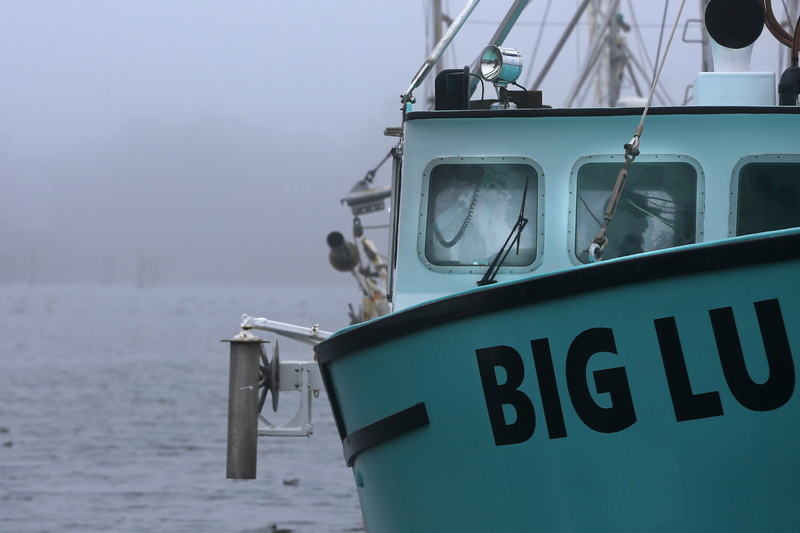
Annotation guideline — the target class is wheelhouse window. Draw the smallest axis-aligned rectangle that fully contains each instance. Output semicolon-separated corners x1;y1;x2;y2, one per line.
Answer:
736;160;800;236
574;159;699;263
423;161;538;270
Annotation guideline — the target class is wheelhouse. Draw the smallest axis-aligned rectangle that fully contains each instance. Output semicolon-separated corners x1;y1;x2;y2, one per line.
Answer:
389;107;800;311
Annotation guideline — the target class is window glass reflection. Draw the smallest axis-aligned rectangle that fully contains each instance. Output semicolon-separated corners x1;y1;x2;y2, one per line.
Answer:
425;164;537;267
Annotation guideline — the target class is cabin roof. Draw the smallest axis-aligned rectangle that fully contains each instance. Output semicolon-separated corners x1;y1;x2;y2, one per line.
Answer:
405;105;800;122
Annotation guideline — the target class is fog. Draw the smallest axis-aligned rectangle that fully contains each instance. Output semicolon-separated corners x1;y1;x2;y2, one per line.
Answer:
0;1;787;286
1;1;422;286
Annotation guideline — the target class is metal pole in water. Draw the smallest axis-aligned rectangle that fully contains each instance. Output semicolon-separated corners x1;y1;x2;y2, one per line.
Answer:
225;338;264;479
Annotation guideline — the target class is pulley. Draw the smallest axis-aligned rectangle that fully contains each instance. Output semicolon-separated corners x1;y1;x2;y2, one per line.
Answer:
259;339;280;413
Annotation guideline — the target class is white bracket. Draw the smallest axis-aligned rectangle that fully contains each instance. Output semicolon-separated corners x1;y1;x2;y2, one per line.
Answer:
257;361;323;437
240;315;331;346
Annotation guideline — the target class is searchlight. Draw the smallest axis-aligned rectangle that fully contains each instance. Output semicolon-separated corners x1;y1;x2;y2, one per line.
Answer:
479;45;523;86
479;46;523;109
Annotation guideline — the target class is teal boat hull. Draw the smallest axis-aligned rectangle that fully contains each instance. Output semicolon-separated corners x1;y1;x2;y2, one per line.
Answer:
316;230;800;532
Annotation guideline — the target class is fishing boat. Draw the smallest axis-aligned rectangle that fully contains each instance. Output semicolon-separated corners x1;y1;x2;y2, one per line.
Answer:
226;0;800;530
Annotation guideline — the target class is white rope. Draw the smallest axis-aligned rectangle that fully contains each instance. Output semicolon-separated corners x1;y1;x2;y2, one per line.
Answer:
629;0;687;152
589;0;687;262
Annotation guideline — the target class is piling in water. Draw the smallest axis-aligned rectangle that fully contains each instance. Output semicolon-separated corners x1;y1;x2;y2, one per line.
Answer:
225;339;263;479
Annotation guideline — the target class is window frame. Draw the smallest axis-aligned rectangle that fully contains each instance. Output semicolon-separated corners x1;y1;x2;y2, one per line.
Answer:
568;154;705;265
729;154;800;237
417;156;545;274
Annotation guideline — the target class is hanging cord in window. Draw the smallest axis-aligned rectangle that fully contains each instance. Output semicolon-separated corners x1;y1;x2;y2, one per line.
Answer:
588;0;687;263
433;187;480;248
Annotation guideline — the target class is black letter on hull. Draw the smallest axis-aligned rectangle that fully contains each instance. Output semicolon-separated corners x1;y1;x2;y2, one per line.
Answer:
710;298;795;411
655;316;724;422
566;328;637;433
476;346;535;445
530;338;568;439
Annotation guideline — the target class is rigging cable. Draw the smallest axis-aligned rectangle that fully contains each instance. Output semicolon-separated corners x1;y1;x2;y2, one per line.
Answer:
523;0;554;88
588;0;687;262
652;0;671;86
363;150;392;184
625;0;660;101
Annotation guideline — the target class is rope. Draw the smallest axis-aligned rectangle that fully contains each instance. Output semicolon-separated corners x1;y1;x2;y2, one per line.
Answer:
640;0;686;128
652;0;671;87
588;0;686;262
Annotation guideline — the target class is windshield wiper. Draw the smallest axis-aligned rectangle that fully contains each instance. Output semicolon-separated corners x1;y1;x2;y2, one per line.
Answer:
477;178;529;286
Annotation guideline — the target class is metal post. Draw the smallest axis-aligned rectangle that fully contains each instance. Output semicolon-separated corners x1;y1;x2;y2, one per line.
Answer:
225;339;264;479
401;0;482;105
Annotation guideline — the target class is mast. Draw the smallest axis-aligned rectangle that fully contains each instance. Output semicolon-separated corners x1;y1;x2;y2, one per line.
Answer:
590;0;609;106
429;0;445;108
563;0;623;106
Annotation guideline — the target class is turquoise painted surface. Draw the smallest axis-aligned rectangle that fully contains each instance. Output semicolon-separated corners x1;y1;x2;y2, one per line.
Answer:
327;255;800;532
392;111;800;310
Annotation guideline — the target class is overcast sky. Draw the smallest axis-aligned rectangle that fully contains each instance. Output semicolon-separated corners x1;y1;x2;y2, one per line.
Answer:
0;0;788;286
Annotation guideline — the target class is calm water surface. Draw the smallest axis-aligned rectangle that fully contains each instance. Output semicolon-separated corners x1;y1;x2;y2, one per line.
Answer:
0;284;364;532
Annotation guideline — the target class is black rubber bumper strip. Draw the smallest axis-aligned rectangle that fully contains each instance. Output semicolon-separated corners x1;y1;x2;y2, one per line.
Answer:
342;403;429;467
